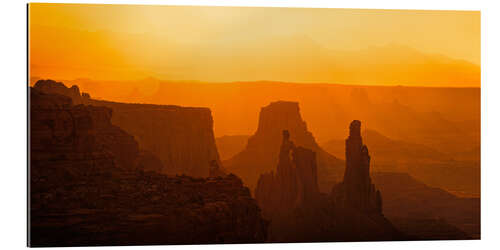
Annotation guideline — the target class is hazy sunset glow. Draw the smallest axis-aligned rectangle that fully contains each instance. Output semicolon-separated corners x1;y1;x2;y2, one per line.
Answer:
29;3;480;86
28;4;482;245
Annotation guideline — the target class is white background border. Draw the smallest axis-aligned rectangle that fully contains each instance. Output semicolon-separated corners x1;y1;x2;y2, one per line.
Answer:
1;0;497;249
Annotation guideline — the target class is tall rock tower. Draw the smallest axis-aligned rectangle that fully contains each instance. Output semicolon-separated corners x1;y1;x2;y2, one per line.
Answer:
334;120;382;213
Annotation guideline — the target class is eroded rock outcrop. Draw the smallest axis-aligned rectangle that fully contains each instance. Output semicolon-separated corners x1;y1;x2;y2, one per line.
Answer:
225;101;343;192
332;120;382;213
30;87;141;172
29;87;268;246
253;123;402;243
255;127;406;242
32;79;221;177
255;130;319;215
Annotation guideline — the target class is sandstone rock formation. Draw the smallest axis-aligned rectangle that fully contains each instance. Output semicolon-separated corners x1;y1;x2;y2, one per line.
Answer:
89;99;221;177
253;127;402;242
320;129;482;197
332;120;382;213
32;79;221;177
255;130;319;215
30;87;142;172
225;101;343;192
30;170;268;246
29;87;267;246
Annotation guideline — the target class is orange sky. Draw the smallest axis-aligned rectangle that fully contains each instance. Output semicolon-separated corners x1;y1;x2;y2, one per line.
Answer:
29;3;480;87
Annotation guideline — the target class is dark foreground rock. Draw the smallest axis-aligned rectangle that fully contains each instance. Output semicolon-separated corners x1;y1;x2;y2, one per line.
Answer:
29;87;267;246
30;171;268;246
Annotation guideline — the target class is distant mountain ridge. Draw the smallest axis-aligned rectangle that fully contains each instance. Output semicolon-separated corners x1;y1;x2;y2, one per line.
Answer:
322;128;480;197
372;172;479;239
323;129;445;164
47;77;479;154
30;23;479;86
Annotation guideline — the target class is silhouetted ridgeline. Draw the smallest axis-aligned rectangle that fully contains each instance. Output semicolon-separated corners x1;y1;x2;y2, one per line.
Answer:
29;84;267;246
372;172;480;239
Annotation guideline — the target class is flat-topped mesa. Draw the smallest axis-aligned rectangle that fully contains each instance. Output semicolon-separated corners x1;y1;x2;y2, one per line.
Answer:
32;79;220;177
89;100;220;177
334;120;382;214
255;130;319;216
255;102;311;141
225;101;343;192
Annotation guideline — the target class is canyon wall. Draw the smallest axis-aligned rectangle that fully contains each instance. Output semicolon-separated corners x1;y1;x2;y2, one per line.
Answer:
89;99;220;177
33;80;220;177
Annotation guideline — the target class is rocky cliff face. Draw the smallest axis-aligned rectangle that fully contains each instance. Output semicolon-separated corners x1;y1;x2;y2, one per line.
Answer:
89;99;220;177
225;101;343;192
30;87;142;172
255;130;319;216
332;120;382;213
32;79;220;177
29;87;267;246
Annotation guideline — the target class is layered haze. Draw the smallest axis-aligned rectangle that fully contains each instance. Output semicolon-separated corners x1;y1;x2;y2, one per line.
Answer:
29;4;480;86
